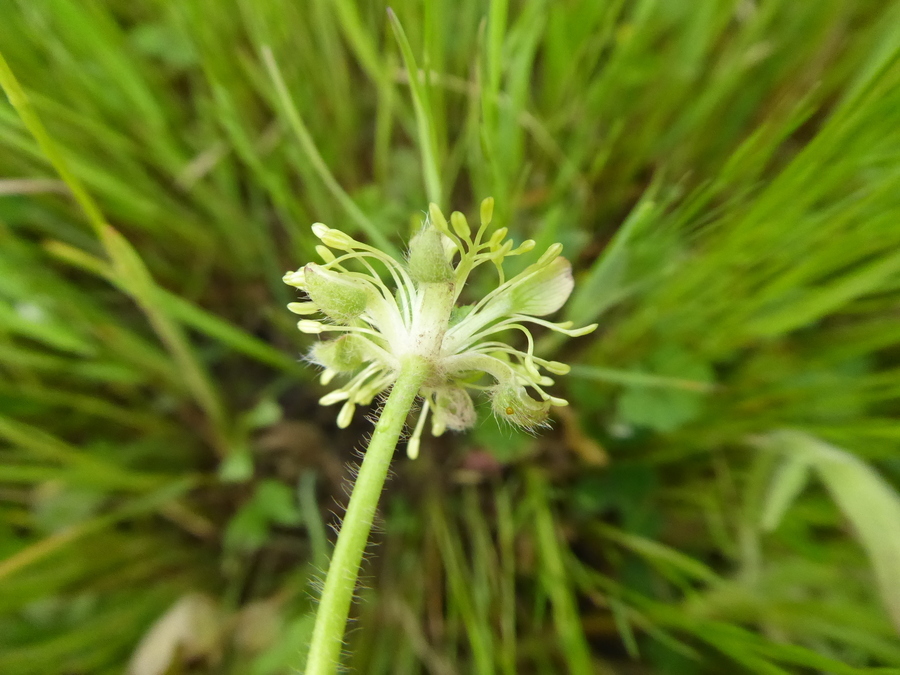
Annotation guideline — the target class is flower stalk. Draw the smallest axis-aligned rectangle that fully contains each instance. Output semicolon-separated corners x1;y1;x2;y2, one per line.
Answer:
304;356;429;674
286;198;596;672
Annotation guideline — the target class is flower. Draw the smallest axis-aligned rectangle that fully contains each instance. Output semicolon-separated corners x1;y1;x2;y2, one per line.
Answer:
283;198;597;459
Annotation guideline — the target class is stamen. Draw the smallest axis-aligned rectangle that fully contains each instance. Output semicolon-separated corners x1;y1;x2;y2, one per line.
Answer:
509;239;536;255
287;302;319;315
316;245;336;262
468;341;570;375
449;211;472;242
337;401;356;428
509;315;598;336
320;389;350;406
474;197;494;247
320;363;380;406
407;397;431;459
298;320;325;334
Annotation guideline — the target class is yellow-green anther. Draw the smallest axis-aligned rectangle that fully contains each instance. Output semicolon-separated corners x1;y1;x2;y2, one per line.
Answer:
545;361;571;375
408;226;454;284
297;319;325;334
567;323;599;337
319;389;350;406
489;227;509;250
480;197;494;226
537;243;564;266
287;302;319;315
337;401;356;428
428;203;450;235
512;239;536;255
450;211;471;239
312;223;355;250
283;270;306;288
303;263;369;322
316;245;336;262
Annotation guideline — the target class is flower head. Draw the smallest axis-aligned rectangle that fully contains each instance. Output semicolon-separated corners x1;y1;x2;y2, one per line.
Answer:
284;198;597;458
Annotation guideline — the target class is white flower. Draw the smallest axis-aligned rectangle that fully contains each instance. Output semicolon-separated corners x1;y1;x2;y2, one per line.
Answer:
284;198;597;459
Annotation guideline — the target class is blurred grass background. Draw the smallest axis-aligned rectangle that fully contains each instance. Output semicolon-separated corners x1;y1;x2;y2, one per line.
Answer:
1;0;900;673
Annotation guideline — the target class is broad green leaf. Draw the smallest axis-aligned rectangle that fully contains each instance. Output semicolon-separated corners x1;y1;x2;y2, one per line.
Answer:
760;454;811;532
760;431;900;634
616;346;714;433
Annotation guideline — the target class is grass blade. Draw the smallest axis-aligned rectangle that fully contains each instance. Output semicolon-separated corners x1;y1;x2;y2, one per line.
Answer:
387;9;443;206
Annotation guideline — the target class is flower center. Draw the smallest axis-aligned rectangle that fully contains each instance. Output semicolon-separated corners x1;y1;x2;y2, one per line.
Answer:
405;280;456;363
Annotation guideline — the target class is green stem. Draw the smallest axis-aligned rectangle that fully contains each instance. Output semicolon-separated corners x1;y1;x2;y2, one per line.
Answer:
304;356;429;674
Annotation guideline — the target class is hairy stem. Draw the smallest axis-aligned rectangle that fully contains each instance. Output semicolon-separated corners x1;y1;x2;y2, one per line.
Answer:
304;356;429;674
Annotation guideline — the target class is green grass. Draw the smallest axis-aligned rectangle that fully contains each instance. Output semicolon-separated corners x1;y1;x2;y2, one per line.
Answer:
1;0;900;672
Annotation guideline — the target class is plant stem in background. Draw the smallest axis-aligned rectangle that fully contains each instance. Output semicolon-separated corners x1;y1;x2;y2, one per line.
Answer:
303;356;429;674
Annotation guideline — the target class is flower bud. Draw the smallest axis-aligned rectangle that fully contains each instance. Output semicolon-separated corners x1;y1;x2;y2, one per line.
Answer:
303;263;369;322
311;335;366;372
408;226;454;284
491;383;551;429
433;387;476;432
